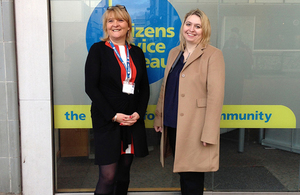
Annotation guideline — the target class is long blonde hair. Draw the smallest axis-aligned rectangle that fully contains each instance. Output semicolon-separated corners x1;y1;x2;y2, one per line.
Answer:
101;5;133;44
179;9;211;51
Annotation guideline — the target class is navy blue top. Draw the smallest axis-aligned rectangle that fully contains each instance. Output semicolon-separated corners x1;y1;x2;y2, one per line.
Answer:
164;54;185;128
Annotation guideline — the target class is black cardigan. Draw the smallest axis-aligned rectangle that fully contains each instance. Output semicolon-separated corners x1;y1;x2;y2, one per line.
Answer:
85;41;150;164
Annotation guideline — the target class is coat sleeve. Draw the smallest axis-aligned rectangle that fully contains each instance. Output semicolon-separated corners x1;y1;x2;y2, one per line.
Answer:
85;43;116;121
154;78;165;127
201;48;225;145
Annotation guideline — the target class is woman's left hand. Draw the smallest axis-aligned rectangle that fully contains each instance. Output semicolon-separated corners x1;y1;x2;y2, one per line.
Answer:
202;142;207;147
130;112;140;120
120;112;140;126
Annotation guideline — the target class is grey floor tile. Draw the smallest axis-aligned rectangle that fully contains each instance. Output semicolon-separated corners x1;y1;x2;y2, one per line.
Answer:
0;121;8;157
0;158;10;192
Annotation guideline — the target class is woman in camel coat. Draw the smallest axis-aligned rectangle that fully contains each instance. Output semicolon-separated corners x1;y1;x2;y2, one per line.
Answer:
154;9;225;195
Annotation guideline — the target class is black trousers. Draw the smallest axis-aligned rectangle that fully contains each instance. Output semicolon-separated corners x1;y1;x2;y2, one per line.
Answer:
168;127;205;195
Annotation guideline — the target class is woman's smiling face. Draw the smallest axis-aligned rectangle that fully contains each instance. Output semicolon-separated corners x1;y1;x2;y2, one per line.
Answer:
183;14;203;45
106;12;130;44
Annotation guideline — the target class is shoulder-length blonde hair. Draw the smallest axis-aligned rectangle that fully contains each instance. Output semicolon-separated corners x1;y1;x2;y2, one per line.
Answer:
101;5;133;44
179;9;211;51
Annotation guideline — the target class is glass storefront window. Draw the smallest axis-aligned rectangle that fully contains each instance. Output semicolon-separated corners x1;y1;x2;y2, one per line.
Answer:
51;0;300;193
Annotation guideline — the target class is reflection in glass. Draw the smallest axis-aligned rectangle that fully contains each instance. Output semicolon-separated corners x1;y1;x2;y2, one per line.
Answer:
223;27;253;105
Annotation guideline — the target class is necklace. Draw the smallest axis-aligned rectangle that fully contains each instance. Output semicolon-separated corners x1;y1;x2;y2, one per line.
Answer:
184;51;191;63
184;43;199;63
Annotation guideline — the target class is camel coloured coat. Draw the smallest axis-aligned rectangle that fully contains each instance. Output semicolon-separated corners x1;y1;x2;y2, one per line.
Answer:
154;44;225;173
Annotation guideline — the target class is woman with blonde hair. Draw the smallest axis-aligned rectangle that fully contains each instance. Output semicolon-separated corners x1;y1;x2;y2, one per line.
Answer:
154;9;225;195
85;5;149;195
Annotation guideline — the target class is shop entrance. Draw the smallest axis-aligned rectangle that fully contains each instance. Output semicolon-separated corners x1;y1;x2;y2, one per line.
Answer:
51;0;300;194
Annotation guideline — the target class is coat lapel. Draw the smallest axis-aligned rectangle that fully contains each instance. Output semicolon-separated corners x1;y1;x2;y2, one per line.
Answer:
182;44;205;71
165;48;182;75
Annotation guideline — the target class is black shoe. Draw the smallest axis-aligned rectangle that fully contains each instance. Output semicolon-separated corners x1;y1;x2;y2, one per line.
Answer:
94;192;113;195
114;180;130;195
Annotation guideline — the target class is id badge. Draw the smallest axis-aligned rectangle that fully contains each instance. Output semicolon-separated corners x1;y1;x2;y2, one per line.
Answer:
122;81;135;94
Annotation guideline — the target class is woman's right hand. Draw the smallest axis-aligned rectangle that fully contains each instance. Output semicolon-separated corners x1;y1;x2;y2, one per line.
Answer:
113;113;128;123
154;126;162;133
115;113;138;126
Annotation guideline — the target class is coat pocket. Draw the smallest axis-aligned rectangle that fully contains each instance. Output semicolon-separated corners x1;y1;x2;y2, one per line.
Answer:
196;98;207;108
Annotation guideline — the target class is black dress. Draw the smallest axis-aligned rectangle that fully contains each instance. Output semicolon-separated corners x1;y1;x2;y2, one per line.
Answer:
85;41;150;165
